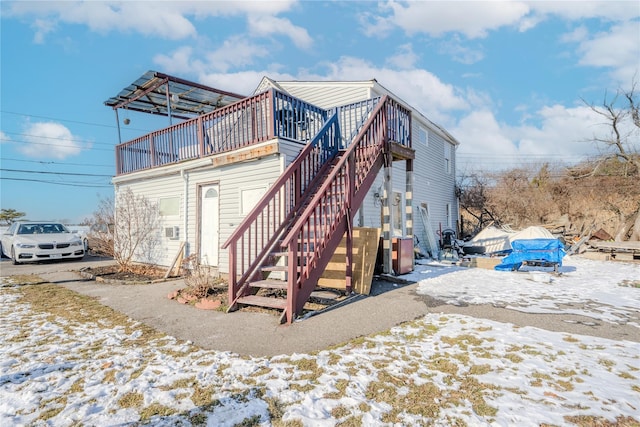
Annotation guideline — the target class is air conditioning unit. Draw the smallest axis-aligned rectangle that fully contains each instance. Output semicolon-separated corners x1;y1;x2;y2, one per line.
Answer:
165;226;179;240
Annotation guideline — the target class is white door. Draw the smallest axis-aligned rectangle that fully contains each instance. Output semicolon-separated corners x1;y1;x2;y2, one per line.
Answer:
200;184;219;266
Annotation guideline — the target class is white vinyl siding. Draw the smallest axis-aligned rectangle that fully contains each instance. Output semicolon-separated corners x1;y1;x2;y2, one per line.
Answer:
274;81;374;109
116;154;282;271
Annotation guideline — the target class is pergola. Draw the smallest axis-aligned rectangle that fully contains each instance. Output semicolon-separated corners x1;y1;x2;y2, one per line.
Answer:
104;70;246;143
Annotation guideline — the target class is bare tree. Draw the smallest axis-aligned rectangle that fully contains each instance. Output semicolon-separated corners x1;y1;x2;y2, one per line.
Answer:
579;78;640;177
457;172;498;236
112;188;160;272
87;196;115;257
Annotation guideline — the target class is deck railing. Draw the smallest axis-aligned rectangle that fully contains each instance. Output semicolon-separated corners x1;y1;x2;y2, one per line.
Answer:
114;89;326;175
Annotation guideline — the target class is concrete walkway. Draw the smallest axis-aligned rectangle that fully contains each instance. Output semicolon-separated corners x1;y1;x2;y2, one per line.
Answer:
2;256;637;357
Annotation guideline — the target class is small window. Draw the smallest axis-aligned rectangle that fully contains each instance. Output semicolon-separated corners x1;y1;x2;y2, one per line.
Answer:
159;197;180;216
418;126;428;147
444;143;451;174
240;186;267;215
446;203;452;227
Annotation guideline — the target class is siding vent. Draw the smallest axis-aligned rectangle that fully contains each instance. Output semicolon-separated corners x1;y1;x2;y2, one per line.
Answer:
165;226;180;240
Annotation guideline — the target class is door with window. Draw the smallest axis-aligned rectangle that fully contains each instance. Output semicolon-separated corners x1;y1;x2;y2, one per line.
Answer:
200;184;219;266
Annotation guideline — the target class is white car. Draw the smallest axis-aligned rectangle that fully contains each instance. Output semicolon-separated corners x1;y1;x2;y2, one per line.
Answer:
0;222;85;264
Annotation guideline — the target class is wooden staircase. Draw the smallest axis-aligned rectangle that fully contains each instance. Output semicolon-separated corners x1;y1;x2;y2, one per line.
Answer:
222;95;412;323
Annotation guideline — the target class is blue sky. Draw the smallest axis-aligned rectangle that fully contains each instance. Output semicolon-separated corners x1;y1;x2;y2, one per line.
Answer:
1;1;639;224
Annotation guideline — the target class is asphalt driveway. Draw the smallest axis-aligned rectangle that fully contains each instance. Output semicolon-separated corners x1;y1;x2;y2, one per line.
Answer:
1;255;637;357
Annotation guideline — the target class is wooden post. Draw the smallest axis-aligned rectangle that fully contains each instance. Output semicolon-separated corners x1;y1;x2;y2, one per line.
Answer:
382;155;393;275
405;158;414;270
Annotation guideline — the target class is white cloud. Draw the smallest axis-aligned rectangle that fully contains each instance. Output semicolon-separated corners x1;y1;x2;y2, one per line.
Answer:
560;25;589;43
364;1;639;40
5;0;299;41
301;56;469;123
452;103;625;171
384;43;419;69
452;110;520;172
199;70;284;96
247;15;313;49
205;36;271;73
153;46;203;76
526;0;640;21
0;131;10;144
18;122;85;159
573;21;640;85
437;36;485;65
364;1;531;39
155;36;271;76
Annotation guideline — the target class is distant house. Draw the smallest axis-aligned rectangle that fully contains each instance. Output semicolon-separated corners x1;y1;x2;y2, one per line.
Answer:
105;71;460;323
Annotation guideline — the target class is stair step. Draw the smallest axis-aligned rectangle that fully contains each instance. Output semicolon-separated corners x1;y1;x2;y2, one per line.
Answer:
237;295;287;310
250;279;288;290
262;265;287;272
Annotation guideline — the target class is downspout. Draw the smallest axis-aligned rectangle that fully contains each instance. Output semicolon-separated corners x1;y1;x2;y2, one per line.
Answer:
181;169;189;257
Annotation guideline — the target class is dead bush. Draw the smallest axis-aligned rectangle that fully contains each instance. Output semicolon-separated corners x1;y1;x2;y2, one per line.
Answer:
181;254;226;299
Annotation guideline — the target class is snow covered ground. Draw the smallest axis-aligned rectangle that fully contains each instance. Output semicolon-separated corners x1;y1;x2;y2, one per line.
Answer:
1;255;639;426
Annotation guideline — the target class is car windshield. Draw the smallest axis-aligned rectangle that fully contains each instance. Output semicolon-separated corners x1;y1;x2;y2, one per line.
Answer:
17;223;69;234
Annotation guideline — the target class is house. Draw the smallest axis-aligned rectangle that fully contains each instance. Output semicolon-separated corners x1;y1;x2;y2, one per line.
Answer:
105;71;460;323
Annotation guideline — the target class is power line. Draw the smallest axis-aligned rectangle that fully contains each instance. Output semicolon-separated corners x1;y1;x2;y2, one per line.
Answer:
1;168;113;177
1;132;115;148
0;157;113;168
1;110;159;133
1;110;116;129
0;136;113;152
0;177;112;188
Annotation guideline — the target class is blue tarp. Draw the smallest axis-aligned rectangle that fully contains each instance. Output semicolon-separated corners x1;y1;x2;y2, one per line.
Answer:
495;238;566;271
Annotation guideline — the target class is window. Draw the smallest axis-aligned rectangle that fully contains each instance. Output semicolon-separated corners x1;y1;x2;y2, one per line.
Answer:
418;126;428;147
159;197;180;216
444;143;451;174
240;186;267;215
446;203;452;227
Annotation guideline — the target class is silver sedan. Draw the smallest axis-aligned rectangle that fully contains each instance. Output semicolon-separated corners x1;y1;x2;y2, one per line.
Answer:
0;222;85;264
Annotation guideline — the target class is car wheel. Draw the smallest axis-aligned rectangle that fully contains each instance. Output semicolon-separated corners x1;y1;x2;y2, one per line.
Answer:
0;242;5;259
11;246;20;265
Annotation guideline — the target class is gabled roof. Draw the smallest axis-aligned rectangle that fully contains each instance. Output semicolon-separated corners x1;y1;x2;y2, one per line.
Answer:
104;70;246;119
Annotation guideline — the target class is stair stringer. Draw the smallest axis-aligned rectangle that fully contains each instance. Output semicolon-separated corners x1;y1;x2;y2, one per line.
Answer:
281;96;396;324
285;151;385;323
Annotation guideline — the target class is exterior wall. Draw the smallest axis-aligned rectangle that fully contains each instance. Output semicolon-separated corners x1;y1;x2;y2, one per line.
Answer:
114;153;284;272
114;78;460;272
